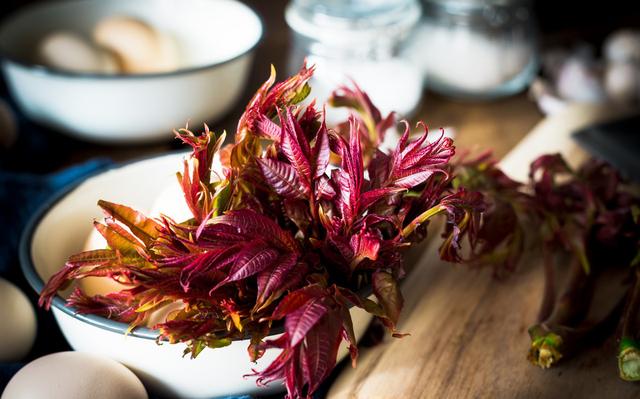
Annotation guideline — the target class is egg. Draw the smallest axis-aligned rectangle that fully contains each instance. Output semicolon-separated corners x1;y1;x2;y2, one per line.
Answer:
0;278;37;362
93;16;179;74
1;351;147;399
0;98;17;148
604;61;640;104
37;31;120;74
604;29;640;64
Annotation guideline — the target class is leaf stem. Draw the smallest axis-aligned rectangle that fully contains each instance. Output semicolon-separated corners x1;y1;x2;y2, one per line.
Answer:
528;258;594;368
537;249;556;322
619;269;640;381
401;205;445;238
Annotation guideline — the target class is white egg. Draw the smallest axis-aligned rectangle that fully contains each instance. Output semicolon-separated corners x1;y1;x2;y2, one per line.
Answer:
604;61;640;104
1;352;147;399
0;278;37;362
37;31;119;74
604;29;640;64
93;16;179;74
0;98;17;148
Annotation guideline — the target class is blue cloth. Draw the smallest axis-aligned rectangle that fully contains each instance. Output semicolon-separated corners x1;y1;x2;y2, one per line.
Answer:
0;159;114;388
0;159;113;274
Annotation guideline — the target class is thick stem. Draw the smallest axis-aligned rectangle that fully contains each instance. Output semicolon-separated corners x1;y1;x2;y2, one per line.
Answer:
528;258;595;368
537;249;556;322
547;258;594;326
619;269;640;381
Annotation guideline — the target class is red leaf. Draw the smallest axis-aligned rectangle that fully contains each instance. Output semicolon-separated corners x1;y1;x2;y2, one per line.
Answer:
212;243;279;290
359;187;406;210
285;296;330;346
315;175;336;200
279;107;312;186
387;124;454;189
179;247;241;291
212;209;300;252
257;158;309;199
300;309;343;394
372;270;403;328
255;114;282;142
392;169;439;188
256;253;300;308
270;285;325;320
313;119;330;179
350;229;382;269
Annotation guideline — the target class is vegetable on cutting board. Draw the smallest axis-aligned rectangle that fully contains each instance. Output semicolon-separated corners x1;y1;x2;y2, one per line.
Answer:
329;103;640;399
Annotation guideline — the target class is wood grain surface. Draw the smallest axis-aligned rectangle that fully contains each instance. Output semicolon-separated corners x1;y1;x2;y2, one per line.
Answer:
328;104;640;399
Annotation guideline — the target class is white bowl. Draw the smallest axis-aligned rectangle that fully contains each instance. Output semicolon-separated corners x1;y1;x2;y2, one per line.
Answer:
19;152;372;398
0;0;262;144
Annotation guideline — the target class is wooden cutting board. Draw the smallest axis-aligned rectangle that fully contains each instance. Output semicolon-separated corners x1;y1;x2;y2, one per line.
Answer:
328;104;640;399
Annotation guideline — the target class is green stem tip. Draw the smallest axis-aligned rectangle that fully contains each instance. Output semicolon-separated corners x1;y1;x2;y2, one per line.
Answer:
528;328;564;369
619;339;640;381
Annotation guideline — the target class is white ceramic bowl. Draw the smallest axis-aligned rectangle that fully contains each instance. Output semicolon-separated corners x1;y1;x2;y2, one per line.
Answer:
19;152;372;398
0;0;262;144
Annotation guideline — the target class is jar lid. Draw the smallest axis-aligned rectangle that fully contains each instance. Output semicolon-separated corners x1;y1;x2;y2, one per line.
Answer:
424;0;530;11
286;0;421;44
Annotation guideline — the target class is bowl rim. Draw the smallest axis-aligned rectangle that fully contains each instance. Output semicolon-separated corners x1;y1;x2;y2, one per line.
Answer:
0;0;263;80
19;151;185;341
18;151;370;343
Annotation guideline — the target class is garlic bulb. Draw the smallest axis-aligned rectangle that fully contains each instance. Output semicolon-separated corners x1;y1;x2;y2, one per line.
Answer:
604;61;640;104
555;57;606;103
604;29;640;64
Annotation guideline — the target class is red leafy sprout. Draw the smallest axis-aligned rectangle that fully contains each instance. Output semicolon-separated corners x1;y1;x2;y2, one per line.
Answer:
454;151;640;378
39;65;485;398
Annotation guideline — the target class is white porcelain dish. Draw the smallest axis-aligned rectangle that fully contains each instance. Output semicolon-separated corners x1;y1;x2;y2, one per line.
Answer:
0;0;262;144
19;152;372;399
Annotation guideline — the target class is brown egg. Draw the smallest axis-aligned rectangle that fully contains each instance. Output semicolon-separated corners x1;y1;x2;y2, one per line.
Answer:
0;278;37;362
93;16;178;74
37;31;120;74
2;352;148;399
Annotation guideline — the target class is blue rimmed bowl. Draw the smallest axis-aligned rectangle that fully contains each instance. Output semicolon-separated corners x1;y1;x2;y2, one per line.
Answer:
19;152;372;398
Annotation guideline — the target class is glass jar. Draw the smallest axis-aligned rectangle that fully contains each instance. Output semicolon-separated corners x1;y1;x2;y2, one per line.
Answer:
285;0;423;119
406;0;539;99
